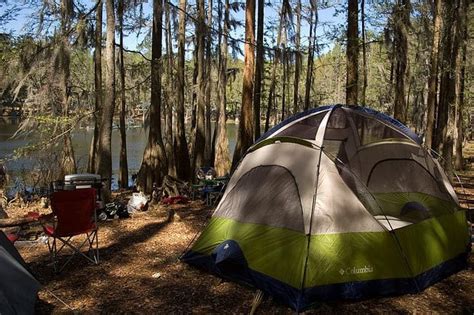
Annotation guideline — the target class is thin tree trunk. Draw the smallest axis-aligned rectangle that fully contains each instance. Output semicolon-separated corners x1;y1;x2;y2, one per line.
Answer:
346;0;359;105
361;0;367;105
214;0;231;176
165;1;177;177
175;0;191;180
304;2;317;111
253;0;264;140
204;0;213;165
193;0;207;174
59;0;76;177
88;0;102;174
137;0;168;192
454;0;467;170
393;0;410;123
232;0;255;168
424;0;442;150
293;0;301;114
118;0;129;188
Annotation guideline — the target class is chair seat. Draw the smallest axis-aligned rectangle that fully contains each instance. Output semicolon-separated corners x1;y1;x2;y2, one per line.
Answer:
43;224;97;238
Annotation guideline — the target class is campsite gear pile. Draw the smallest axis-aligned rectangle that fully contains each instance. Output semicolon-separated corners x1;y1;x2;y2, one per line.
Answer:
127;192;149;213
182;105;471;311
192;168;229;206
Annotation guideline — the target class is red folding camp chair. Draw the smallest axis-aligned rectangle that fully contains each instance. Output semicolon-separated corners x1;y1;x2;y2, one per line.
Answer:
43;188;99;272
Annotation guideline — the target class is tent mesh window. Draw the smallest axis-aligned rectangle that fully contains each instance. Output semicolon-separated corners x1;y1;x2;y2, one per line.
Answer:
366;159;457;221
214;165;305;232
275;113;325;140
352;112;410;145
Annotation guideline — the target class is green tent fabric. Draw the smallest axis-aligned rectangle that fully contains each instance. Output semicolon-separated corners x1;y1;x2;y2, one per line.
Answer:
182;105;471;311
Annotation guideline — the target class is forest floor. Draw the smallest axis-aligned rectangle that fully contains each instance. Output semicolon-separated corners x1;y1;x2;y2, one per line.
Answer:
3;142;474;314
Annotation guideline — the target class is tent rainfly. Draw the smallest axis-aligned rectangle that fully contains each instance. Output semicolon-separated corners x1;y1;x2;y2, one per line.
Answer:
0;231;41;314
182;105;471;311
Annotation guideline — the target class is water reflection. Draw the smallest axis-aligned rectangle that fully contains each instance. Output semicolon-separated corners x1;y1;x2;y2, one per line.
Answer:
0;119;238;188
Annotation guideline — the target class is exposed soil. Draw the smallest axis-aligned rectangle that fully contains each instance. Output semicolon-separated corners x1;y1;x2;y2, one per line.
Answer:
2;142;473;314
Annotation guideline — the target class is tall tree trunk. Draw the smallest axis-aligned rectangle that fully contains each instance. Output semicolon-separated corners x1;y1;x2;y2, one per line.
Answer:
118;0;129;188
204;0;213;165
232;0;255;168
424;0;442;150
454;0;467;170
253;0;264;140
59;0;76;177
393;0;410;123
175;0;191;180
281;46;287;121
165;1;177;177
137;0;168;192
193;0;207;174
346;0;359;105
361;0;367;105
436;0;460;173
304;1;317;110
214;0;231;176
88;0;102;174
293;0;301;114
97;0;115;197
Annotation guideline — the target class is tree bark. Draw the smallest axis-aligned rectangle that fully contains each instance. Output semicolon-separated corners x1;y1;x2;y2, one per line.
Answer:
59;0;77;177
232;0;255;169
424;0;442;150
137;0;168;192
346;0;359;105
192;0;207;174
304;1;317;111
175;0;191;180
361;0;367;105
118;0;129;188
88;0;103;174
204;0;213;165
393;0;410;123
214;0;231;177
437;0;460;173
454;0;467;170
164;1;177;177
293;0;301;114
253;0;264;140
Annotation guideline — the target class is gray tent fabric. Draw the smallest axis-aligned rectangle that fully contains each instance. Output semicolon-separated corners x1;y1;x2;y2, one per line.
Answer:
0;231;41;315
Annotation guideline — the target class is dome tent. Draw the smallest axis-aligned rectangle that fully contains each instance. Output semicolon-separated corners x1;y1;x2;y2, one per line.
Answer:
182;105;471;311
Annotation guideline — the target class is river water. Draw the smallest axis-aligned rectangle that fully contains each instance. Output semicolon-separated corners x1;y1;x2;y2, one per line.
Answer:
0;117;238;190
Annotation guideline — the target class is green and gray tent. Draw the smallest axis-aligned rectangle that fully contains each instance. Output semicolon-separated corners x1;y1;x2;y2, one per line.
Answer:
182;105;471;311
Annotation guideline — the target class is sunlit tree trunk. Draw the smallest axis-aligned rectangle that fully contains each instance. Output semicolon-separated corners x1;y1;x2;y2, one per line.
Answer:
346;0;358;105
88;0;102;174
118;0;129;188
193;0;206;174
175;0;191;180
424;0;442;150
137;0;168;192
232;0;255;169
97;0;115;197
214;0;231;176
